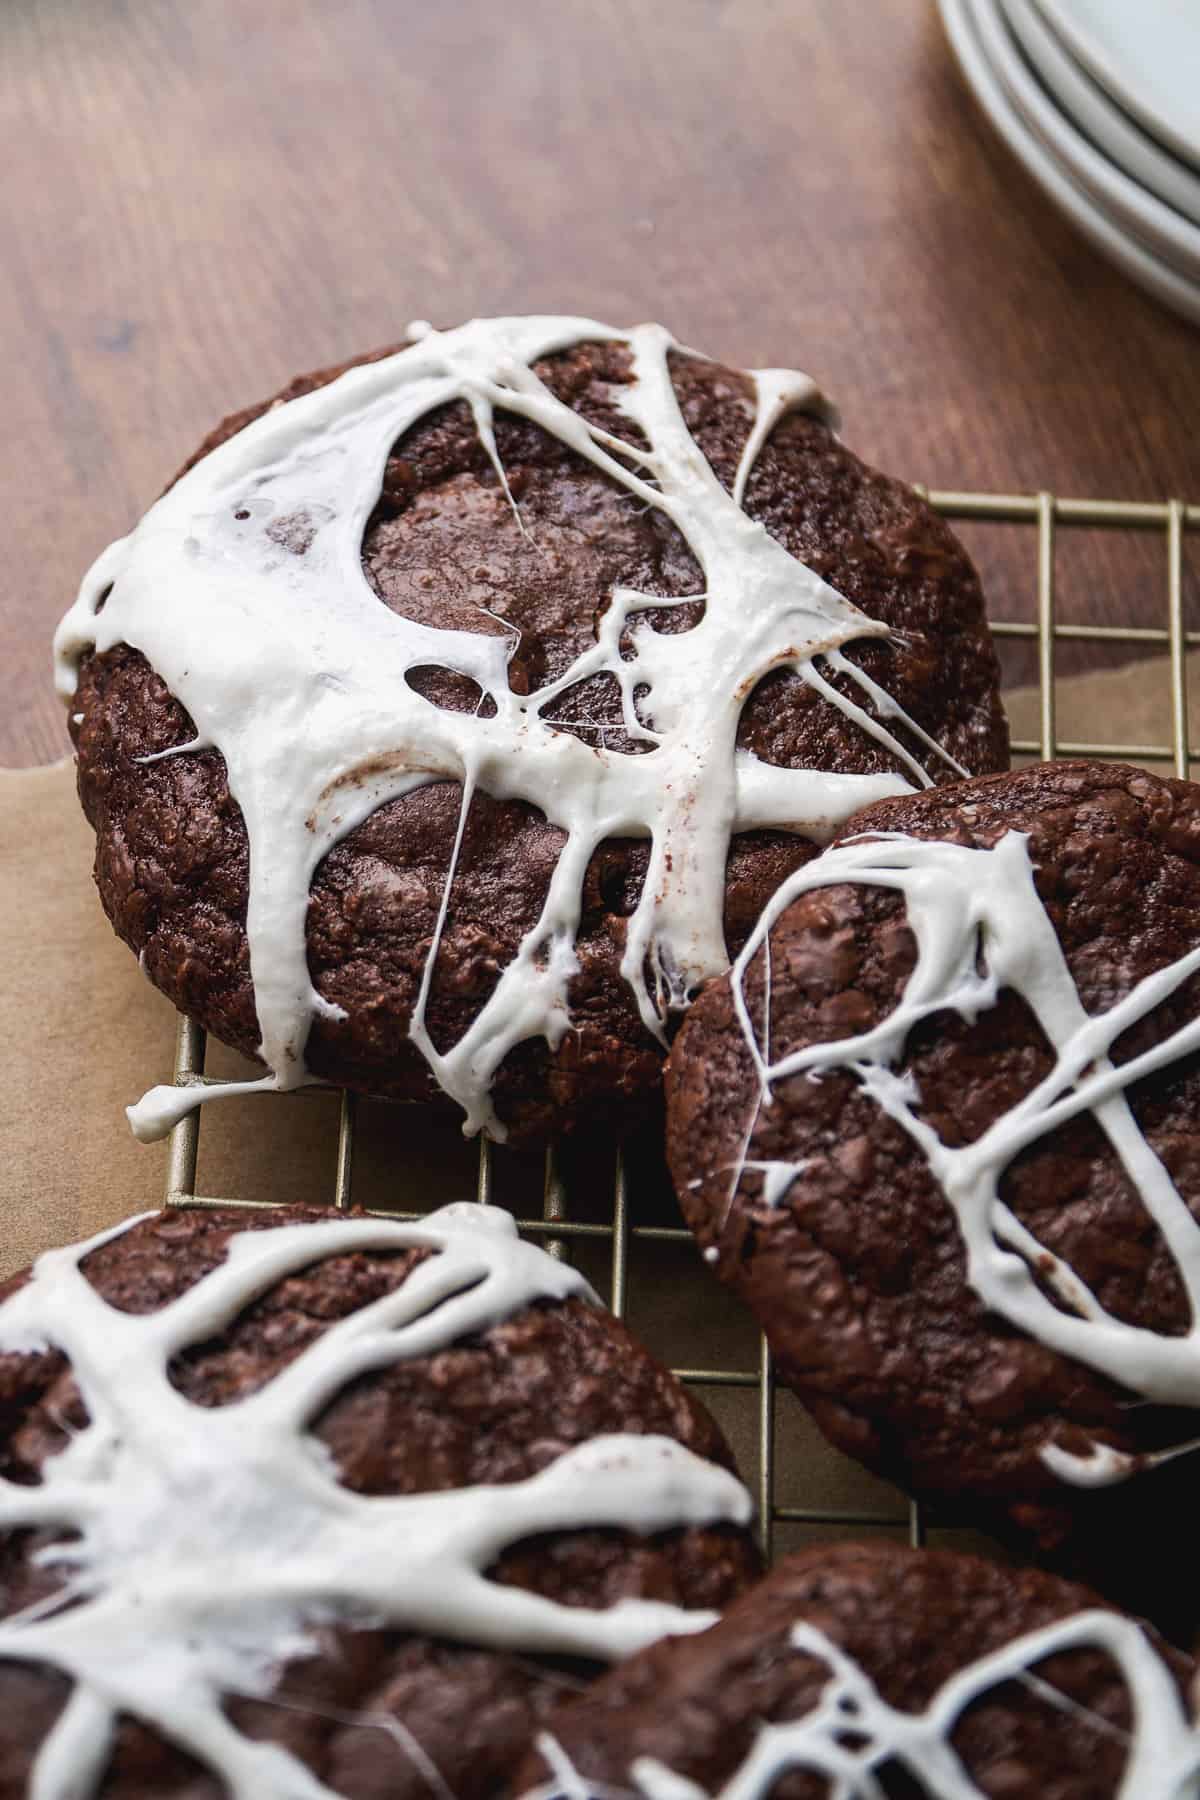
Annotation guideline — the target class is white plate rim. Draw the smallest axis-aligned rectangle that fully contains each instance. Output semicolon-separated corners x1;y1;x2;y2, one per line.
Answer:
1030;0;1200;175
1000;0;1200;229
972;0;1200;283
937;0;1200;329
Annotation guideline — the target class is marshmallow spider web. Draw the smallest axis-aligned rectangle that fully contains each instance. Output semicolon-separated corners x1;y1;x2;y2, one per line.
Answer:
54;316;967;1145
524;1606;1200;1798
729;829;1200;1486
0;1202;751;1800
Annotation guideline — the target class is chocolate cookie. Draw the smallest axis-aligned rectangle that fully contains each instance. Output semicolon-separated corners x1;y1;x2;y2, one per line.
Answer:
667;762;1200;1603
512;1541;1197;1797
0;1201;759;1799
57;317;1007;1148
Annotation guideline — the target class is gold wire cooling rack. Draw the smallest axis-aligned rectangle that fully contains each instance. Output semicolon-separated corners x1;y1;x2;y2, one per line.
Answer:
157;488;1199;1565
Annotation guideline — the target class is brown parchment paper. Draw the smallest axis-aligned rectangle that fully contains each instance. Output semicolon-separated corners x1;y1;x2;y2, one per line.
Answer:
0;758;173;1273
1;662;1190;1551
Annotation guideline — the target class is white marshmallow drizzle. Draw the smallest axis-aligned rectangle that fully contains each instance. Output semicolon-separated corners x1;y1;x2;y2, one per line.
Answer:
0;1201;752;1800
528;1607;1200;1798
53;316;966;1144
729;829;1200;1487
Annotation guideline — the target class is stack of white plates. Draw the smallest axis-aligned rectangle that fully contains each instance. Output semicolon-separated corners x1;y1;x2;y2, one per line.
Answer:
939;0;1200;326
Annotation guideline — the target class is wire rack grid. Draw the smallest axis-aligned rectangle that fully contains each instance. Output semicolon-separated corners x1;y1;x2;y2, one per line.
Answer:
159;487;1198;1564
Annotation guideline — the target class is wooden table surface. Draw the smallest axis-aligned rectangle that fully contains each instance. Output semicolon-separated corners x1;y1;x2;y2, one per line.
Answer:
3;0;1198;767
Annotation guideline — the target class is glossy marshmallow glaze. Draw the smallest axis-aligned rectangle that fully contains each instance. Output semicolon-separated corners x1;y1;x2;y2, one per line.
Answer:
0;1203;751;1799
53;316;965;1143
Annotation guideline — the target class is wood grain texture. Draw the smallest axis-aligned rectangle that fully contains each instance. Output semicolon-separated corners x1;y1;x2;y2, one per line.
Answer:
2;0;1197;765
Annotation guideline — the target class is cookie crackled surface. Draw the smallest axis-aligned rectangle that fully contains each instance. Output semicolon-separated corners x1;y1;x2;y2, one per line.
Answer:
55;316;1006;1145
513;1543;1198;1798
667;761;1200;1610
0;1201;758;1799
